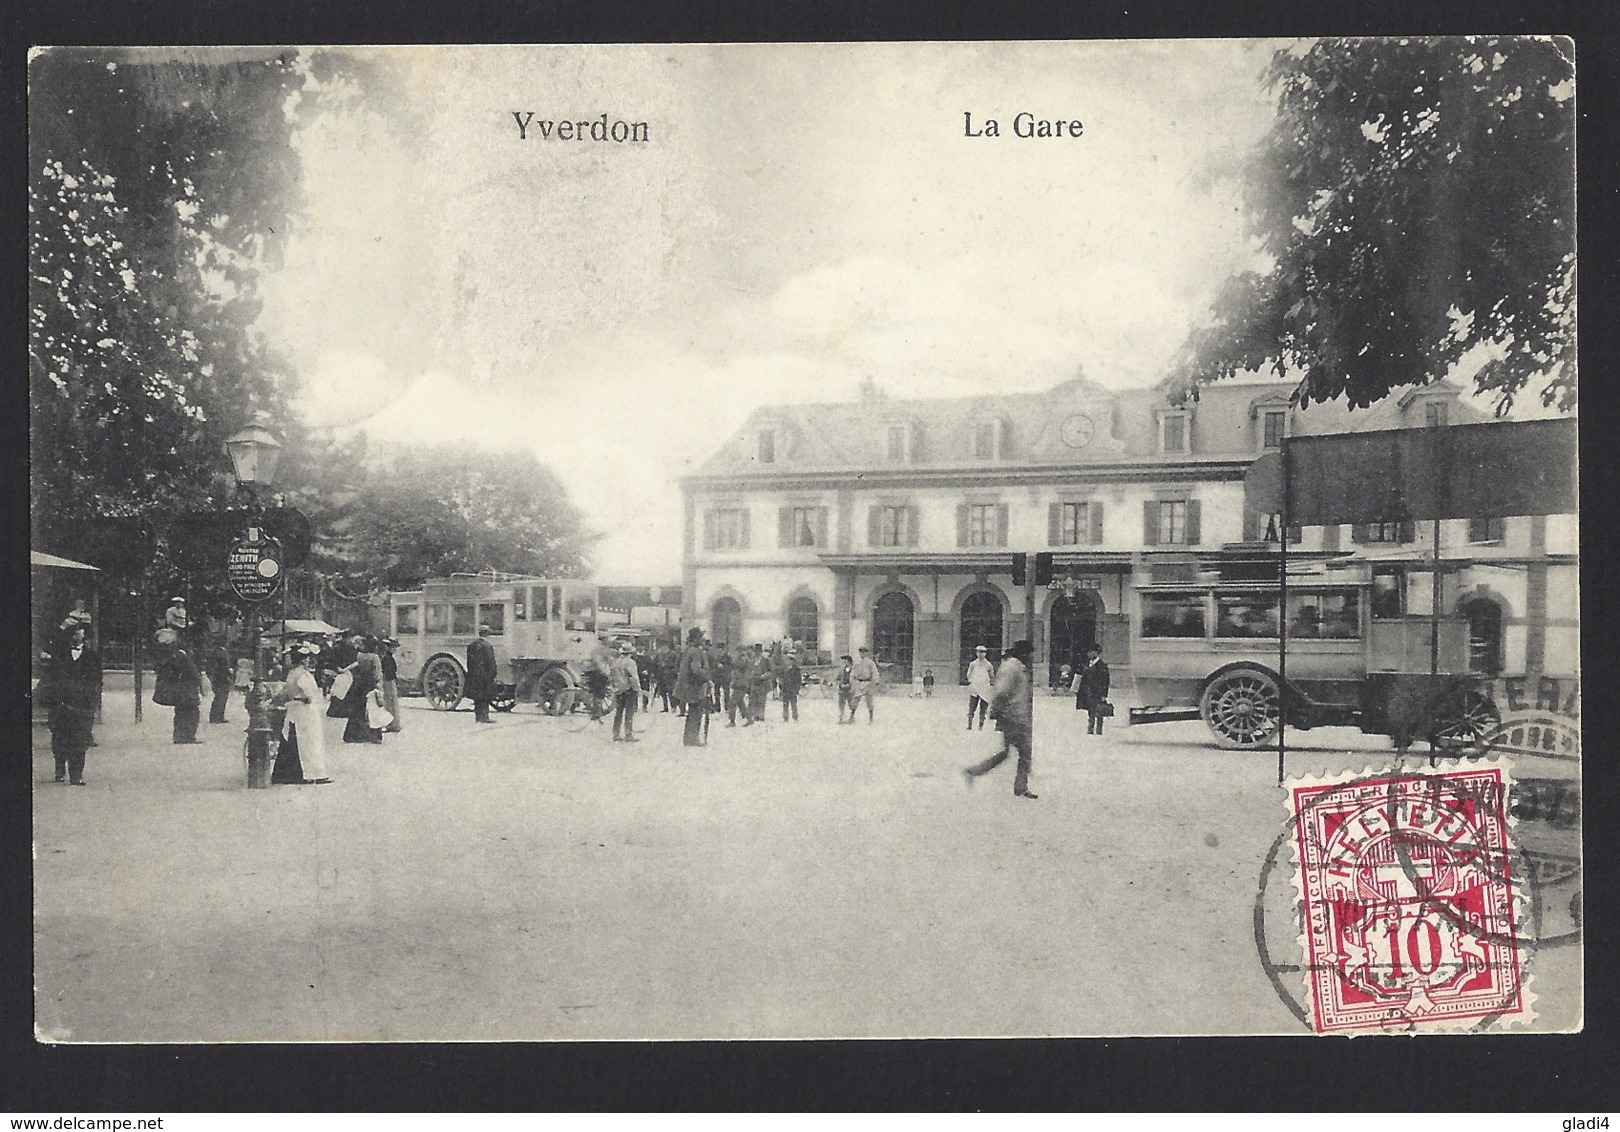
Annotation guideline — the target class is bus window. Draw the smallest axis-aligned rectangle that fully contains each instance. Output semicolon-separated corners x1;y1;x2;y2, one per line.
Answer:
513;591;526;621
425;604;448;634
565;592;596;632
1142;593;1206;638
551;586;562;621
395;604;421;635
1371;568;1405;619
1214;595;1278;638
531;586;548;621
1291;591;1360;639
452;603;477;635
479;603;506;634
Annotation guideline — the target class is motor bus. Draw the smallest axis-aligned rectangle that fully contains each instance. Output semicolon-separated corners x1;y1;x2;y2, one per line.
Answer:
386;574;659;713
1128;559;1495;751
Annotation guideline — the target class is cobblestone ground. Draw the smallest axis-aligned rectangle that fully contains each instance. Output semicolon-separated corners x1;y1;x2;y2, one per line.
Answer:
34;680;1580;1041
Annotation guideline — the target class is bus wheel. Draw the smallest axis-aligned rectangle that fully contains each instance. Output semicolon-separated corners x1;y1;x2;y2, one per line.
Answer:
536;667;576;716
1428;688;1499;753
422;655;466;711
1201;668;1281;749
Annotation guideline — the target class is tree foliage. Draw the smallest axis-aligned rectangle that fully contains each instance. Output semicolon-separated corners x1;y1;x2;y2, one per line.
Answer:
29;50;313;533
325;446;599;592
1174;37;1575;413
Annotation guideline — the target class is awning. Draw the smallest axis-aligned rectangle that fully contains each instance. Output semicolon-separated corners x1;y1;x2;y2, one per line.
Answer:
264;619;345;636
31;551;100;571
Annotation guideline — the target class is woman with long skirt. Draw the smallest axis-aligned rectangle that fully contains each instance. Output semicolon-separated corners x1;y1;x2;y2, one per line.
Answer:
277;645;332;784
342;637;385;744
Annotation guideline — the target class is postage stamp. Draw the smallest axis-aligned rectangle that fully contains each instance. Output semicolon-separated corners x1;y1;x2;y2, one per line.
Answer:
1287;760;1532;1034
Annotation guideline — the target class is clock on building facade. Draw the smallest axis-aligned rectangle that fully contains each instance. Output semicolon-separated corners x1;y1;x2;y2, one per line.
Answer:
1060;413;1096;449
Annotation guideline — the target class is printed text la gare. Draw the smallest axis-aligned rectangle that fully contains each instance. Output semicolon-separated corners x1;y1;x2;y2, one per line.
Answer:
964;111;1084;139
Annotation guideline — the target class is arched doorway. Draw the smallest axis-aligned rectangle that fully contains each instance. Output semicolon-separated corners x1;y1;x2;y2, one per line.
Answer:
787;595;819;653
711;596;743;647
872;591;915;682
1049;593;1099;686
959;590;1003;682
1461;597;1504;675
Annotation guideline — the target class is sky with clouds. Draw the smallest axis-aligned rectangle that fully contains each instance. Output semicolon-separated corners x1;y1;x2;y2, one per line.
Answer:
255;41;1285;584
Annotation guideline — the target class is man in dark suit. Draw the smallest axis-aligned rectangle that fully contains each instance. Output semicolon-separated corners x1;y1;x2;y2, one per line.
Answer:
466;625;498;724
1075;644;1111;735
202;635;233;724
43;622;102;784
673;627;712;747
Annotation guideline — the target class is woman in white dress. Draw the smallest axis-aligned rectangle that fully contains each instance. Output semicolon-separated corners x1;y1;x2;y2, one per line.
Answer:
278;645;332;784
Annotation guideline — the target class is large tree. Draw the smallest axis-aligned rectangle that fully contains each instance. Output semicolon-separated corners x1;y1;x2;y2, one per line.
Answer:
330;446;599;593
28;48;391;541
1173;37;1575;412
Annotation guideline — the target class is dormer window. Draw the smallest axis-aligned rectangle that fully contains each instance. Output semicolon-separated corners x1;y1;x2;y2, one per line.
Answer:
1424;401;1448;428
1158;410;1190;455
758;428;777;464
885;420;921;463
973;417;1009;460
1262;409;1287;450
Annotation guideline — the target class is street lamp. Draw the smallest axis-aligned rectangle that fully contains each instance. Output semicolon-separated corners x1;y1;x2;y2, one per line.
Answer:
225;415;284;789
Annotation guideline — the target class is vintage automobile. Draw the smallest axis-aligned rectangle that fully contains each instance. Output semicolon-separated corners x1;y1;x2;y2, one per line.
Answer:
387;575;625;713
1128;562;1497;752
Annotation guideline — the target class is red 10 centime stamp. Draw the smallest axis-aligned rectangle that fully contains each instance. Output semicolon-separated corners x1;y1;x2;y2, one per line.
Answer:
1288;760;1531;1033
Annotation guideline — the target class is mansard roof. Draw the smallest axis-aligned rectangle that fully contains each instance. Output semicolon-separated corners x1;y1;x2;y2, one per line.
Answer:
689;374;1496;479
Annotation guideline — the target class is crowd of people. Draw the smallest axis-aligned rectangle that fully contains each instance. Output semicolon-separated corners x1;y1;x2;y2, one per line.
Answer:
39;595;1114;802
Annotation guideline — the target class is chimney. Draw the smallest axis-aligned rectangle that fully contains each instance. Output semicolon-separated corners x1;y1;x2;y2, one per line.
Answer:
858;377;884;402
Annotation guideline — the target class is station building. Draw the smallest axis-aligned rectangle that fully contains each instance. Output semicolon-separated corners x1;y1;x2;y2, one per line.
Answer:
678;375;1577;692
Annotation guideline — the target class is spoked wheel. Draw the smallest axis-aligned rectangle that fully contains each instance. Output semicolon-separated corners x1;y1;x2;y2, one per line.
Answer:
1200;668;1282;749
536;668;576;717
562;694;608;734
1427;687;1500;754
421;656;466;711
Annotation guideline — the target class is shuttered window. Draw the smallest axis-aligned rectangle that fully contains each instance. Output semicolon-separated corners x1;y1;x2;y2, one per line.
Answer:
1353;521;1414;544
870;505;917;547
1144;499;1200;546
1049;501;1103;545
779;506;829;548
706;508;750;550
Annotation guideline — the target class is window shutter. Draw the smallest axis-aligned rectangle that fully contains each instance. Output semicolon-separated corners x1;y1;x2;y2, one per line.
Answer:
815;508;829;548
998;418;1011;459
1321;524;1340;552
703;511;716;551
1090;503;1104;545
995;504;1009;547
1351;524;1367;545
1185;500;1201;545
738;509;751;549
956;504;969;548
1242;508;1258;542
868;506;881;547
1143;500;1160;546
905;505;920;547
1398;519;1415;543
1287;523;1303;545
910;421;924;462
778;507;792;548
1048;503;1061;546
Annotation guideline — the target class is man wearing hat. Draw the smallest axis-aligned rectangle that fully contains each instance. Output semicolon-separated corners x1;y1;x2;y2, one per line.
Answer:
40;619;101;785
609;641;642;742
380;638;404;733
834;654;855;723
163;596;189;632
466;625;498;724
964;639;1037;799
965;643;996;730
850;646;880;724
673;627;712;746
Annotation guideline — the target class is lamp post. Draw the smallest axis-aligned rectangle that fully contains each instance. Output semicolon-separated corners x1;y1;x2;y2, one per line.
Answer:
225;416;285;789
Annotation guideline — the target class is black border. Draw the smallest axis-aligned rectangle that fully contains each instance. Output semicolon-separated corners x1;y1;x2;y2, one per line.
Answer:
5;0;1618;1112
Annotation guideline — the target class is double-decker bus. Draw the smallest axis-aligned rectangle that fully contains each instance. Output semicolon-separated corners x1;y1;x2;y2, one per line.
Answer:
387;574;644;712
